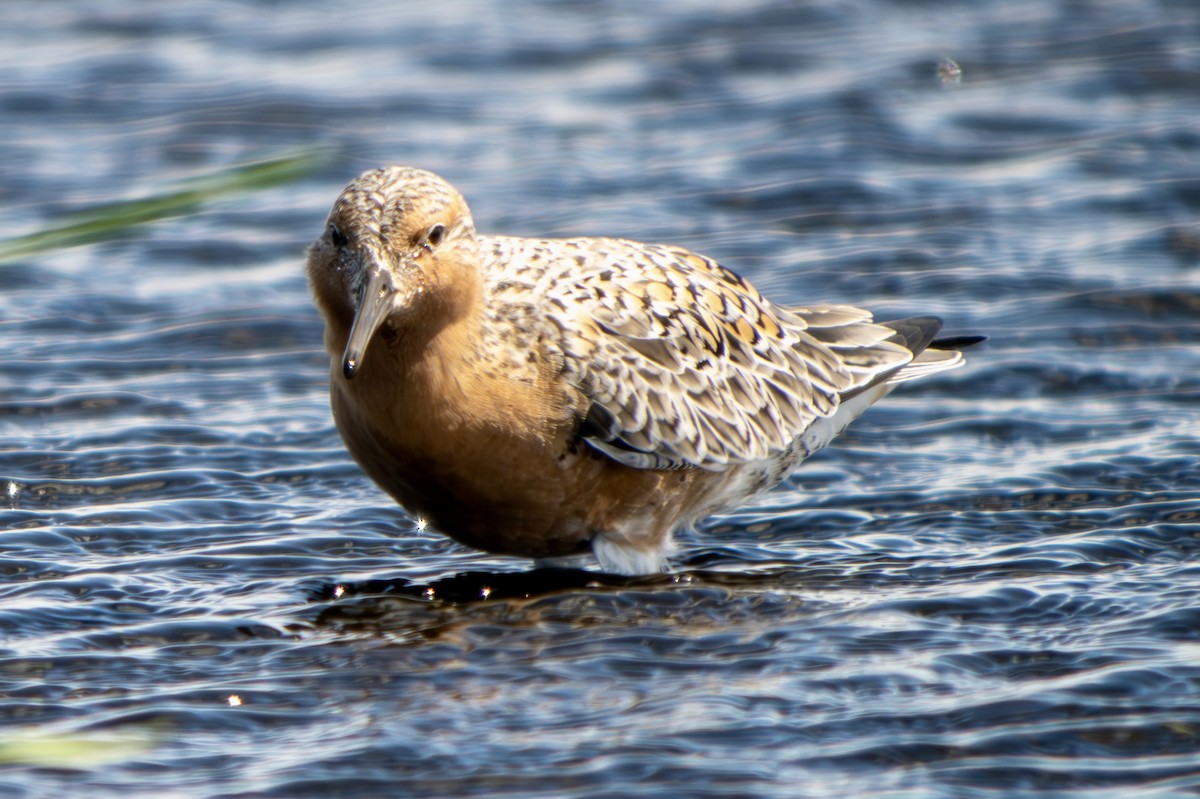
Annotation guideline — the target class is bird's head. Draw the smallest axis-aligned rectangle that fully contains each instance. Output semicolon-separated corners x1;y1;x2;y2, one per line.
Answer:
306;166;479;380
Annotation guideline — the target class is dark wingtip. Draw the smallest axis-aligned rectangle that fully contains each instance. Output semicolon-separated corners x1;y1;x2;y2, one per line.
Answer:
882;317;986;354
931;334;988;350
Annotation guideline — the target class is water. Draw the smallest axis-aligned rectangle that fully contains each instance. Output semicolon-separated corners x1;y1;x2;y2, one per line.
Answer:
3;1;1200;796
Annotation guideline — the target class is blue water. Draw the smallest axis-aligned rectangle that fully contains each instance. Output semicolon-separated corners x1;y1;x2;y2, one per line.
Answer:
3;1;1200;796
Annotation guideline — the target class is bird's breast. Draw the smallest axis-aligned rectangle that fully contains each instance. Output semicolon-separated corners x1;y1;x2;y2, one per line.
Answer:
327;336;602;554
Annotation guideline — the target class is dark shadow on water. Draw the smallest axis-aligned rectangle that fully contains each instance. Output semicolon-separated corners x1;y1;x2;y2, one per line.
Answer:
308;567;661;606
306;567;679;635
305;564;828;640
308;559;860;611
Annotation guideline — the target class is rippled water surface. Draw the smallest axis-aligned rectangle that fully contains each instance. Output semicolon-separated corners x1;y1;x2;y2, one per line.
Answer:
3;1;1200;796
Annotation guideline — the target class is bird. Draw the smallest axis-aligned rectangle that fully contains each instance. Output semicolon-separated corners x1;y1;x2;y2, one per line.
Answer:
306;166;979;575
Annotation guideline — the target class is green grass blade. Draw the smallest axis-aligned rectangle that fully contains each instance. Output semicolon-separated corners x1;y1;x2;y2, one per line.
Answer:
0;149;329;263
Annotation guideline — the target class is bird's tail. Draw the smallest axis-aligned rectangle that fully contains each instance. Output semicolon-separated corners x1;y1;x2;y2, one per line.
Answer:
880;317;986;383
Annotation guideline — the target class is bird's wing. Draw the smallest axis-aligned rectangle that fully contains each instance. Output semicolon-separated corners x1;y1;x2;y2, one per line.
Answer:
546;240;917;471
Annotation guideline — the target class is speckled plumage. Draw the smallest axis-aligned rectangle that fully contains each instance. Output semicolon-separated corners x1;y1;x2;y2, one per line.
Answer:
307;166;975;574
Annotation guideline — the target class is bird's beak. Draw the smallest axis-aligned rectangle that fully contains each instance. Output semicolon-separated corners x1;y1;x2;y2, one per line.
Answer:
342;264;396;380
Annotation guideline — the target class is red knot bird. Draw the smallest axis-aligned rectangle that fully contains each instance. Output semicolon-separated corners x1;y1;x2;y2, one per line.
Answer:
307;166;980;575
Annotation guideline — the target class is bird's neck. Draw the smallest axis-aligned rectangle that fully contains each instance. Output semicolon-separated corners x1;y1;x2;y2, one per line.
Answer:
339;270;484;412
349;276;565;445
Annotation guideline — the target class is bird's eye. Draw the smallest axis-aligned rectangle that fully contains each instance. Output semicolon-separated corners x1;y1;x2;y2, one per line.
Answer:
328;223;348;249
425;223;447;248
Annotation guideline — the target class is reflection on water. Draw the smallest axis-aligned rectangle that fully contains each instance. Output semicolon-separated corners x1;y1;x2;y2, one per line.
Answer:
3;0;1200;796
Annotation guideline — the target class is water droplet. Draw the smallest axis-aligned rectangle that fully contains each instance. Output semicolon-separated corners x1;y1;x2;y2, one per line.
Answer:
938;58;963;86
